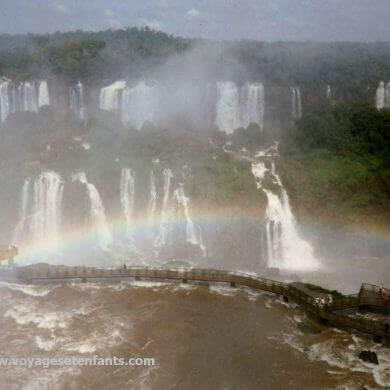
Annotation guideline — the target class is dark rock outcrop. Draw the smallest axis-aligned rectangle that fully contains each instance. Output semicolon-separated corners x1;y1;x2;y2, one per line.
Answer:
359;350;379;365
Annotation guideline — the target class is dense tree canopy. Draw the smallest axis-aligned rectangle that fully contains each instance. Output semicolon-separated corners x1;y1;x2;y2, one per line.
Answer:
284;103;390;164
1;28;390;96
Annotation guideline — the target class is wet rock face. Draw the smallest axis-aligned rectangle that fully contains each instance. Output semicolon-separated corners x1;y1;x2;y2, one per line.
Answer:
359;350;379;365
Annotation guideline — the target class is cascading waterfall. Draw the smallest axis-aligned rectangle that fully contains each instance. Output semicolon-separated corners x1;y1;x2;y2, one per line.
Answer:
291;87;302;119
38;81;50;107
173;184;207;256
0;78;11;122
70;81;86;119
252;159;318;271
30;172;64;245
120;168;138;251
72;172;112;249
99;80;126;112
326;85;332;99
386;82;390;108
216;81;265;133
12;178;31;243
0;80;51;121
240;83;265;131
376;81;385;110
13;172;64;249
216;81;241;134
147;170;157;222
18;82;38;112
121;82;156;129
173;184;198;245
154;168;173;247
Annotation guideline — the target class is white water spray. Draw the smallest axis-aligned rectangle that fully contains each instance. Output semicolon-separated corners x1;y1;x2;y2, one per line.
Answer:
38;81;50;107
326;85;332;99
12;178;31;243
216;81;241;134
70;81;86;119
99;80;126;112
173;184;198;246
376;81;386;110
385;82;390;109
147;170;157;222
13;172;64;250
18;82;38;112
252;159;318;271
240;83;265;131
154;168;173;247
120;168;138;251
216;81;265;133
72;172;112;249
121;82;156;129
291;87;302;119
0;78;11;122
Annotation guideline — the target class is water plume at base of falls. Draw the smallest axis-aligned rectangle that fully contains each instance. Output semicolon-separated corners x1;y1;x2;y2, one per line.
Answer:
252;159;318;271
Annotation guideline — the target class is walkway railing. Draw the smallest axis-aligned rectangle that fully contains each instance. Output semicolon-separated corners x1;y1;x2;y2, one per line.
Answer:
17;265;390;341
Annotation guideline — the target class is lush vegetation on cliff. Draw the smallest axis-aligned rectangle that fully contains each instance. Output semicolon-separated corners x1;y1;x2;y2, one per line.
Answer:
281;104;390;228
1;27;390;97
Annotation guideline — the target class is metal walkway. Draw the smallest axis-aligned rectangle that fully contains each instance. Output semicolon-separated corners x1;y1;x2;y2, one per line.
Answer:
16;265;390;342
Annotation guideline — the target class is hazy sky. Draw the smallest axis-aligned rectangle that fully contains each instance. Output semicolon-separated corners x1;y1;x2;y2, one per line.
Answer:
1;0;390;41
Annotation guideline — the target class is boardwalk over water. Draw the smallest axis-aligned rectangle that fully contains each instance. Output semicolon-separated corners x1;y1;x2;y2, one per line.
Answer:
12;265;390;342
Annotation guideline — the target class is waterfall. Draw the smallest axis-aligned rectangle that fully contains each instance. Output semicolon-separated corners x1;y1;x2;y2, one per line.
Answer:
120;168;138;251
13;172;64;248
72;172;112;249
12;178;31;243
386;82;390;109
376;81;385;110
216;81;265;133
291;87;302;119
18;82;38;112
0;78;10;122
121;82;156;129
99;80;126;112
216;81;241;134
70;81;86;119
173;184;198;245
147;170;157;222
240;83;265;131
252;159;318;271
30;172;64;244
1;80;45;120
38;81;50;107
326;85;332;99
173;184;207;256
154;168;173;247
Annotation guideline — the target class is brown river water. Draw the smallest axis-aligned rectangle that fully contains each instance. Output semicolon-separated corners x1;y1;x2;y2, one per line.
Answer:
0;280;389;390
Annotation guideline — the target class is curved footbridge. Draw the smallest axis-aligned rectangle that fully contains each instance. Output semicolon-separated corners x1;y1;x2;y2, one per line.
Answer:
15;265;390;342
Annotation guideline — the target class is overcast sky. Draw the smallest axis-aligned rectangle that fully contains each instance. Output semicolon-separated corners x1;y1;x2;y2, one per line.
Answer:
1;0;390;41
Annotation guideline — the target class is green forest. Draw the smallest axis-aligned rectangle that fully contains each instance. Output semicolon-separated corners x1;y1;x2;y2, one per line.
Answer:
280;103;390;229
1;27;390;95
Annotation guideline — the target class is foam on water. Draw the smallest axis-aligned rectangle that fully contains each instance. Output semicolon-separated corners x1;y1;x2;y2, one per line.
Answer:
5;305;68;329
35;335;56;351
0;282;55;297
